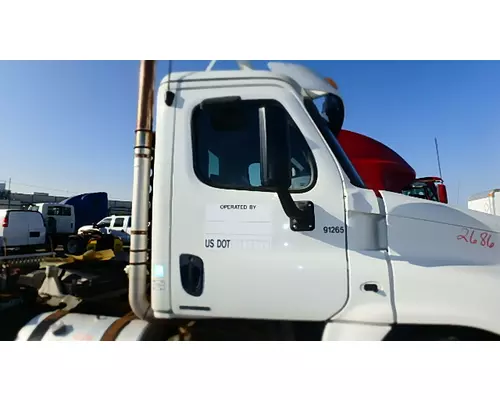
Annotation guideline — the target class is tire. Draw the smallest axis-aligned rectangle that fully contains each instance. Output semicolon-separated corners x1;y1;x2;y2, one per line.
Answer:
95;234;116;251
386;325;489;341
45;235;54;252
25;246;36;254
418;333;460;341
65;236;86;255
46;217;57;235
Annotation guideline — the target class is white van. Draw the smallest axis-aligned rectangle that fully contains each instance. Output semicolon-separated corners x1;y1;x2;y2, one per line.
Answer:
28;203;75;235
0;209;46;251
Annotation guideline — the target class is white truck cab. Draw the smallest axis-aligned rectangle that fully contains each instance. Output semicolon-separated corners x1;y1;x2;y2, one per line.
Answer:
78;215;131;244
16;61;500;341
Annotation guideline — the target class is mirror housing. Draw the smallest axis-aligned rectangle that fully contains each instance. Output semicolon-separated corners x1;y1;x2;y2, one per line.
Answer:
258;105;292;190
258;103;315;232
322;93;345;137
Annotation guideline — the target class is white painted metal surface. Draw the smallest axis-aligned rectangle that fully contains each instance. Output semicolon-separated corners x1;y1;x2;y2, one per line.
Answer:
322;321;392;341
334;187;395;324
29;203;75;234
0;209;46;248
468;189;500;216
151;68;355;321
267;61;342;99
16;312;150;341
382;190;500;334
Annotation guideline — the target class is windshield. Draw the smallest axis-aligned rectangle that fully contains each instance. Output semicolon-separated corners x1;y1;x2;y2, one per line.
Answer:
96;217;112;228
402;183;438;201
303;98;366;188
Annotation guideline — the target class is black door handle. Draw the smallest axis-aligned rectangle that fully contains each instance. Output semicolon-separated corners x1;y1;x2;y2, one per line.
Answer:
179;254;204;297
363;283;380;293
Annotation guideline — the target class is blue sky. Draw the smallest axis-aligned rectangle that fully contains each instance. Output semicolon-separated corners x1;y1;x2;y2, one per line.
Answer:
1;60;499;204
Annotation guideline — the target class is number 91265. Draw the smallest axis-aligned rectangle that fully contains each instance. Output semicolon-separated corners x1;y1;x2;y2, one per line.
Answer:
323;226;345;234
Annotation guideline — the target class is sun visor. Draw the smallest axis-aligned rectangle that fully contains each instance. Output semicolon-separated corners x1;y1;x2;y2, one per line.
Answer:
267;62;341;100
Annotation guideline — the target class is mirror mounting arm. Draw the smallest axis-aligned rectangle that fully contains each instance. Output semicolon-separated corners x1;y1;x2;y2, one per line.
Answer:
277;190;315;232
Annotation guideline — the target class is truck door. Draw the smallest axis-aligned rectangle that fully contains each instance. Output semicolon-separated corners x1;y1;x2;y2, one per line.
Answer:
28;212;45;246
5;211;27;247
109;216;129;242
162;86;349;321
95;217;112;234
57;205;74;233
110;216;125;232
126;217;131;235
45;205;58;234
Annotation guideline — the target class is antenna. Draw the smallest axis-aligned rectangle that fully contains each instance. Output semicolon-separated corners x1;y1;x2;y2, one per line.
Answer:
434;137;443;179
206;60;217;71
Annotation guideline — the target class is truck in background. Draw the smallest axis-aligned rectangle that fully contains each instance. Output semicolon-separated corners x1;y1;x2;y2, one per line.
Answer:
59;192;108;230
468;189;500;216
402;177;448;203
67;214;131;254
25;192;110;253
336;128;417;193
322;90;448;203
28;203;75;250
78;215;131;238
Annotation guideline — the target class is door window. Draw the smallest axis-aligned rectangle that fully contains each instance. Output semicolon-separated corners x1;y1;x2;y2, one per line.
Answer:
61;207;72;216
192;99;316;192
47;206;62;216
113;217;125;228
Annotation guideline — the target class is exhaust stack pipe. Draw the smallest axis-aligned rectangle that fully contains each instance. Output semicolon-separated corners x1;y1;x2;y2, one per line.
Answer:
129;60;156;320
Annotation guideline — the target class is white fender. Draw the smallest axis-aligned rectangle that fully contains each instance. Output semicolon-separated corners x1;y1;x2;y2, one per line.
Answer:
394;295;500;338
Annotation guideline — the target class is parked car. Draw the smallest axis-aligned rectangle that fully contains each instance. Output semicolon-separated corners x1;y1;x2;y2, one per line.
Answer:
0;209;46;252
